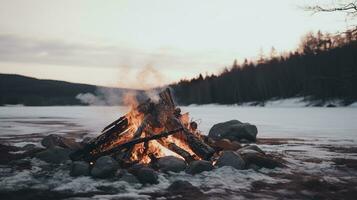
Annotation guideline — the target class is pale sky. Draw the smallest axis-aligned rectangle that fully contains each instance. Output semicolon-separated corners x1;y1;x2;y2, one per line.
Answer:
0;0;353;89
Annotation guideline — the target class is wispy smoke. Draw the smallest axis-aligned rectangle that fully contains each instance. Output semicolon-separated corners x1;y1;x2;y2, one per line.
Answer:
76;93;106;105
135;64;166;89
76;87;131;106
76;63;168;106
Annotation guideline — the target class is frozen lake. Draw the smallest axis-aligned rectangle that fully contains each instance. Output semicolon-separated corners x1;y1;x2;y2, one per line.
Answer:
1;106;357;142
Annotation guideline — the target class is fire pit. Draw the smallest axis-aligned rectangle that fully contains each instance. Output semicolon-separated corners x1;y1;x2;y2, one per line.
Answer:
70;88;215;167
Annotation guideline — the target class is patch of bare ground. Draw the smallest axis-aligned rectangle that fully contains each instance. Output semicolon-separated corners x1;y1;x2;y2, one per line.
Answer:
0;189;108;200
250;172;357;200
0;143;43;165
301;157;324;164
332;158;357;170
320;145;357;154
257;138;308;145
12;120;80;127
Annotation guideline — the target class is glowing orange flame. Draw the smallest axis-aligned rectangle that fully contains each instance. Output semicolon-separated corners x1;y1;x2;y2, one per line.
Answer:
99;97;201;164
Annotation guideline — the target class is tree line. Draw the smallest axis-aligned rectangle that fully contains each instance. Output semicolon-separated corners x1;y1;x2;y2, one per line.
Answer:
170;29;357;105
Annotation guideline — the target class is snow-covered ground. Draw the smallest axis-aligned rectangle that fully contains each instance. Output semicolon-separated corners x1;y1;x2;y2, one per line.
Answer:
0;106;356;199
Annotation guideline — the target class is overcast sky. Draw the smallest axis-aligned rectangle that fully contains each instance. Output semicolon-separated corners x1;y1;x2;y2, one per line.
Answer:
0;0;353;89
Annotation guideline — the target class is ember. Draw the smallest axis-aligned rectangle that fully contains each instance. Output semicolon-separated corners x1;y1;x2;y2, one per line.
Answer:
70;88;215;167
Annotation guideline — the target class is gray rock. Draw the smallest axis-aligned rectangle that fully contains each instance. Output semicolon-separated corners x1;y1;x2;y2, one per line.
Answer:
186;160;214;174
91;156;119;178
247;164;260;170
9;159;32;170
117;170;140;184
135;167;159;184
208;120;258;142
239;150;283;169
157;156;187;173
166;180;204;198
35;146;72;164
212;139;241;151
128;163;147;175
70;161;90;177
237;145;265;155
58;160;73;171
41;134;82;150
167;180;201;193
215;151;245;170
22;144;37;151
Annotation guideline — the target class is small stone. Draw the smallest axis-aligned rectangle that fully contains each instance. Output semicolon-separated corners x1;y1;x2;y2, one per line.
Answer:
247;164;260;170
157;156;187;173
167;180;204;198
232;141;242;149
9;159;32;170
35;146;72;164
22;144;37;151
41;134;82;150
70;161;90;177
167;180;200;193
237;145;265;155
239;150;283;169
117;170;139;184
213;139;241;151
128;163;147;175
215;151;245;170
135;167;159;184
91;156;119;178
186;160;214;174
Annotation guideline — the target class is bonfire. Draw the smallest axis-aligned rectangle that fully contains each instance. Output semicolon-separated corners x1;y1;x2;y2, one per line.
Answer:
71;88;215;167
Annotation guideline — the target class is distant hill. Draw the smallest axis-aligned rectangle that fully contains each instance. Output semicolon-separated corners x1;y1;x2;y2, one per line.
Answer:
170;31;357;106
0;74;137;106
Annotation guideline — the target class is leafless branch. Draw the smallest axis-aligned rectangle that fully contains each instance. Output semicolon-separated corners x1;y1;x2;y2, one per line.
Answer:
305;1;357;16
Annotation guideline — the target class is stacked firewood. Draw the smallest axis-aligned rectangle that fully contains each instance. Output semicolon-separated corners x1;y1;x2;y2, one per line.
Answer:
70;88;215;166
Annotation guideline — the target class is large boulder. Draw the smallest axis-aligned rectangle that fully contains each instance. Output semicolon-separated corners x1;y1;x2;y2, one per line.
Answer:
41;134;82;150
70;161;90;177
157;156;187;173
35;146;72;164
134;167;159;184
91;156;119;178
208;120;258;142
215;151;245;170
186;160;214;174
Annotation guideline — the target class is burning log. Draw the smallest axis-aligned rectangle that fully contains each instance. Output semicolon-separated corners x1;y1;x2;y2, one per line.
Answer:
165;117;215;160
89;127;184;161
70;88;215;165
146;130;196;163
121;116;150;160
70;116;129;161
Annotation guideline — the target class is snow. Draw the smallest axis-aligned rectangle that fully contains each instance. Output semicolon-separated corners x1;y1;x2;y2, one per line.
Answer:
0;105;357;199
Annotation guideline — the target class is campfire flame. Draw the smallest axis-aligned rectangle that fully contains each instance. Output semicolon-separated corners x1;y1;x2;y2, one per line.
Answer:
76;88;215;166
117;105;198;164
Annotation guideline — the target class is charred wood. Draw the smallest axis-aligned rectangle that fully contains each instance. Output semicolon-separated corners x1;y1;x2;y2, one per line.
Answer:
165;117;215;160
87;128;184;161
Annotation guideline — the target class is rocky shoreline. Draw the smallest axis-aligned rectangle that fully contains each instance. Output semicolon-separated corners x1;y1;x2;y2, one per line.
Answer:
1;118;357;200
1;137;356;199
